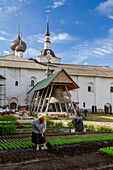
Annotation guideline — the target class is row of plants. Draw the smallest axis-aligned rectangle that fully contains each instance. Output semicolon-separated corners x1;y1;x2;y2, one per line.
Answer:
0;133;31;139
0;124;16;135
47;135;113;146
98;146;113;157
68;122;113;133
0;116;17;121
0;142;35;151
84;124;113;133
0;137;31;144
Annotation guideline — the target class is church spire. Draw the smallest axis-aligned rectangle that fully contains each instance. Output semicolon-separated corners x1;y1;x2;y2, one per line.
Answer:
44;16;51;49
45;16;50;36
18;24;20;37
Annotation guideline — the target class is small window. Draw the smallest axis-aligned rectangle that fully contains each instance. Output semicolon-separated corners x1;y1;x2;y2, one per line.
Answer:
31;80;34;86
110;87;113;93
15;81;18;86
83;102;85;108
88;86;91;92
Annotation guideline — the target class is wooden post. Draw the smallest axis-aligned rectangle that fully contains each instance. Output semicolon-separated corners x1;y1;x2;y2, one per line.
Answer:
36;89;45;113
65;102;68;112
59;103;62;112
55;103;58;112
29;92;35;111
40;86;49;113
31;92;37;112
65;85;77;116
33;91;39;113
45;85;53;114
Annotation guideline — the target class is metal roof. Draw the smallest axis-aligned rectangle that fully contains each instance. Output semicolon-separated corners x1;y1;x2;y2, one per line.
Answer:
27;69;79;94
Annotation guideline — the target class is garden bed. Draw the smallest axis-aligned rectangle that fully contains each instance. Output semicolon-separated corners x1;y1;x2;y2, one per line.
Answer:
1;121;113;169
0;140;113;169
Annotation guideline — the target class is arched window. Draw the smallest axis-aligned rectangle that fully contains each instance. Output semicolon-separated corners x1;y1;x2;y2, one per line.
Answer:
31;80;34;86
30;76;36;87
88;82;94;92
110;86;113;93
88;86;91;92
15;81;18;86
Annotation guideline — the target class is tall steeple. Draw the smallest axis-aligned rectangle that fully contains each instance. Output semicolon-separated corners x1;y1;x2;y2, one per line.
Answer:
44;16;51;49
45;16;50;36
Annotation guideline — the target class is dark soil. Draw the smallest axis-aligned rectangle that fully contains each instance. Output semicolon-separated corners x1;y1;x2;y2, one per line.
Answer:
0;140;113;169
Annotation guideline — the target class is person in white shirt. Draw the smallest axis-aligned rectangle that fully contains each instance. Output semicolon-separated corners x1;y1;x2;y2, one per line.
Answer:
31;117;47;150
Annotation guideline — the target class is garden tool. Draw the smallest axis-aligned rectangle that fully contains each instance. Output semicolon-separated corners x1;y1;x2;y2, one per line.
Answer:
34;125;52;149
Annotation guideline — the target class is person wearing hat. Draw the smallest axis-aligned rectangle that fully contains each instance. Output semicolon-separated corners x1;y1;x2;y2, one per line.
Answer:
31;117;47;150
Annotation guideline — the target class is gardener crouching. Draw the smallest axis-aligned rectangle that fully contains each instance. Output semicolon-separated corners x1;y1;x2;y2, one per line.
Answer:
31;117;47;150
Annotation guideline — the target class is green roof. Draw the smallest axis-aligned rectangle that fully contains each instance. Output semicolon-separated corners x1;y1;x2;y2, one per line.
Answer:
27;69;62;94
0;75;6;79
27;68;79;94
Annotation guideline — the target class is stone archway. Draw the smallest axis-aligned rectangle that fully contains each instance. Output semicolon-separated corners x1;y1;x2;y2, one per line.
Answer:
9;97;18;109
104;103;112;114
10;102;17;109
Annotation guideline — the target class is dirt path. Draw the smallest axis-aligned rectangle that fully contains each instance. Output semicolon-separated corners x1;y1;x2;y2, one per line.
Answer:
0;140;113;170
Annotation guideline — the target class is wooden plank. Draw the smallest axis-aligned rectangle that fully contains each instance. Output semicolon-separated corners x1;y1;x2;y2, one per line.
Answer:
65;103;68;112
45;85;53;114
33;91;39;113
36;89;45;113
40;86;49;113
65;85;77;116
31;92;37;112
59;103;63;112
52;71;72;83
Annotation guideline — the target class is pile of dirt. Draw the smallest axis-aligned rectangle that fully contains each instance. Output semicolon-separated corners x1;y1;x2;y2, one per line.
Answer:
0;140;113;169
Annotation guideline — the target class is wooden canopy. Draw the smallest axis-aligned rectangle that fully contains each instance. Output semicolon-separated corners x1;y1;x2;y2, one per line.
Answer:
28;69;79;116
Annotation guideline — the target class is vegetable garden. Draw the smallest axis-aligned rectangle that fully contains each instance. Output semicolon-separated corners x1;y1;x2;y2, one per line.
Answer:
1;115;113;169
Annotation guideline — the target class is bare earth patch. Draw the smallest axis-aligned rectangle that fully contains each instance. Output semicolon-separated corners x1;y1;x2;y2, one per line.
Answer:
0;140;113;170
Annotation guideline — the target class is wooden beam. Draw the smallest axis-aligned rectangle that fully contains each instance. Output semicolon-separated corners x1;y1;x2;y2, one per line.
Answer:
65;85;77;116
65;103;68;112
55;103;58;112
31;92;37;112
40;86;49;113
33;91;39;113
59;103;62;112
36;89;45;113
45;85;53;114
28;93;34;111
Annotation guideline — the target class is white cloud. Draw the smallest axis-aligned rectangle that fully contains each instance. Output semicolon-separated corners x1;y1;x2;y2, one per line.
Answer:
93;50;104;55
52;0;65;8
51;33;73;42
24;48;40;58
0;30;13;36
95;48;111;54
108;15;113;19
75;20;81;24
60;20;65;24
27;32;75;44
0;36;9;41
84;62;88;65
46;10;50;13
96;0;113;16
5;6;18;13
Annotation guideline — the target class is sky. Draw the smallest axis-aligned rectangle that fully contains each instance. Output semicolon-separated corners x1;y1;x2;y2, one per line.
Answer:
1;0;113;68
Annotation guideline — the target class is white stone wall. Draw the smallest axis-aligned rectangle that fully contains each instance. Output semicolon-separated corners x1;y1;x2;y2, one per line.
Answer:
0;67;46;108
71;75;113;112
1;65;113;113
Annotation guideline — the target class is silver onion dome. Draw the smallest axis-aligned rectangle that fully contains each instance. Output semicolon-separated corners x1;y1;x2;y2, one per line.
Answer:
10;24;27;52
10;35;21;51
